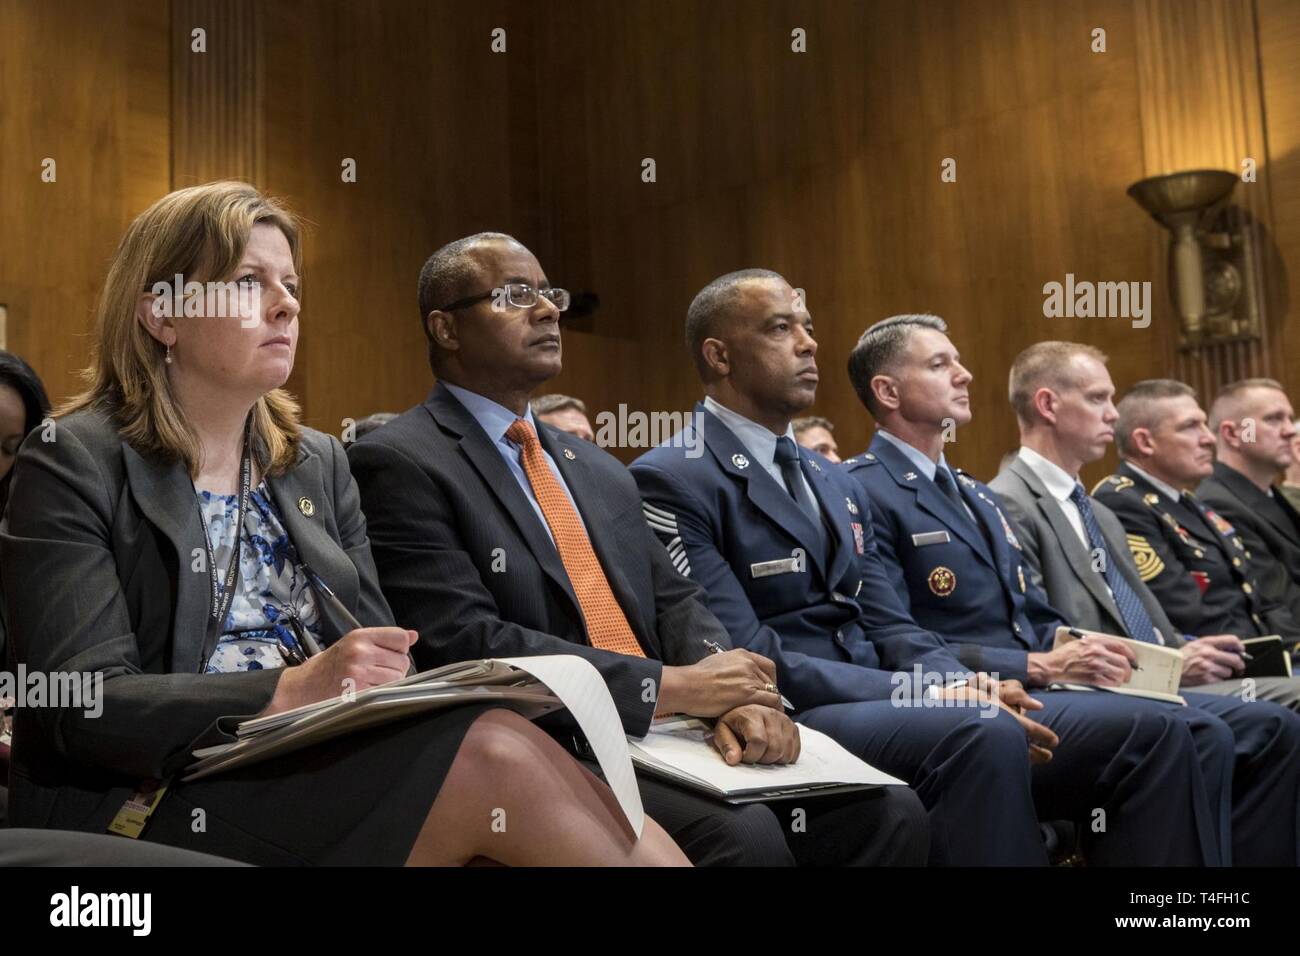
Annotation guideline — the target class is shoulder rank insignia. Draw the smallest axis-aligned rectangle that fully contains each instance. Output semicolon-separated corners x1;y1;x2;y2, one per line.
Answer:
1092;475;1132;495
927;566;957;597
904;471;918;481
809;459;822;472
957;473;977;488
1126;534;1165;582
731;453;750;469
845;497;859;516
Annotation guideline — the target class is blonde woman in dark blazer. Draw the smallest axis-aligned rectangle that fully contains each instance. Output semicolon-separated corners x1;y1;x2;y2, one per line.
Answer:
0;181;687;866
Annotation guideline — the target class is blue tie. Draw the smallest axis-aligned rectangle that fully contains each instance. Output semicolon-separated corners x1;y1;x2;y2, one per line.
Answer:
774;437;826;548
1069;483;1160;644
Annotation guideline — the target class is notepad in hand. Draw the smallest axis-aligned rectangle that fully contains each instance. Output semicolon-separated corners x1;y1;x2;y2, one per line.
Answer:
1241;635;1293;679
627;717;905;804
1050;627;1185;704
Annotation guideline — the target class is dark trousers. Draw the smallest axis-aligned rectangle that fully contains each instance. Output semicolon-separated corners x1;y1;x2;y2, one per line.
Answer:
803;690;1220;866
801;701;1048;865
1183;692;1300;866
1028;690;1220;866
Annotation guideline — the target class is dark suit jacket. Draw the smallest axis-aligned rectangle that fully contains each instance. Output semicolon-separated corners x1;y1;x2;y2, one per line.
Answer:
347;383;720;739
989;456;1186;647
630;405;967;710
0;408;392;830
1198;461;1300;627
1093;461;1295;640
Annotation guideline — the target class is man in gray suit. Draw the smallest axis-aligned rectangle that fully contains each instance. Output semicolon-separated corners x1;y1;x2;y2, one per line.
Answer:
989;341;1300;710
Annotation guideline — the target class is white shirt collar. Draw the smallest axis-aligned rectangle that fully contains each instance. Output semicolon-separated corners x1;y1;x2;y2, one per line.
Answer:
1016;446;1080;502
1125;461;1182;502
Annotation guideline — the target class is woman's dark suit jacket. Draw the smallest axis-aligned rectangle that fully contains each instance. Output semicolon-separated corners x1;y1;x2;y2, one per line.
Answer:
0;408;394;831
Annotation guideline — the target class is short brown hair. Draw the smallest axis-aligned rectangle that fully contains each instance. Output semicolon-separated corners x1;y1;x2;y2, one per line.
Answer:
1007;341;1107;425
1208;377;1287;432
847;314;947;417
1115;379;1197;457
60;181;303;477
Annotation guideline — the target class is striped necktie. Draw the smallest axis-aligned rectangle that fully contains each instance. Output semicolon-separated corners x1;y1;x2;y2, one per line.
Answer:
1069;482;1160;644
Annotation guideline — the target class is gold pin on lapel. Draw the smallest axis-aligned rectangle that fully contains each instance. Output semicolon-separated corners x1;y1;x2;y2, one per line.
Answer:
298;496;315;517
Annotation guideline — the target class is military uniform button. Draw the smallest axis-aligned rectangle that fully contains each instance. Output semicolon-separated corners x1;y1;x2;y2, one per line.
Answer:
1013;622;1022;634
1242;582;1253;594
831;591;846;602
834;629;846;644
1193;550;1204;559
1232;557;1242;567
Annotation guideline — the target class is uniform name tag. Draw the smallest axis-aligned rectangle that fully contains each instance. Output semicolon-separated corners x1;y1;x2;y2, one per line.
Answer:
750;557;803;578
912;531;951;546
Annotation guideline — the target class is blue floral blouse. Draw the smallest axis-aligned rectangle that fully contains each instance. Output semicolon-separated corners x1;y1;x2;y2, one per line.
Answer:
198;481;324;673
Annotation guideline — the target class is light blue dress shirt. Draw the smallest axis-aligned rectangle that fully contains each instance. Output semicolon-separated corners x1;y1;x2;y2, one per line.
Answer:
442;382;587;547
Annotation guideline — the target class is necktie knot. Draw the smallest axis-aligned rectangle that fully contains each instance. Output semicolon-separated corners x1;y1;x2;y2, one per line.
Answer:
1069;482;1088;506
506;418;538;448
774;436;800;465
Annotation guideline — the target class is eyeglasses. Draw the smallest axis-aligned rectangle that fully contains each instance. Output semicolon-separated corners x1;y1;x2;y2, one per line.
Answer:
436;283;570;314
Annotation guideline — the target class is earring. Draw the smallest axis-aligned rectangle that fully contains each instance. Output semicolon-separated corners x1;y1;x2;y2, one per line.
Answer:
165;344;173;365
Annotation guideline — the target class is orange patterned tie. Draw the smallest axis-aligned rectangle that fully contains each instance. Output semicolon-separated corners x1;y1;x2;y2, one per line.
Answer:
506;419;646;658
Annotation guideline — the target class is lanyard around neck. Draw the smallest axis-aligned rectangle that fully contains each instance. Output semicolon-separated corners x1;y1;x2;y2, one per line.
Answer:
200;417;254;630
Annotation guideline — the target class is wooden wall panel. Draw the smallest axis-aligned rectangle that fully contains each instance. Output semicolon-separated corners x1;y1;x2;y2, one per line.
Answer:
257;0;540;437
0;0;171;405
535;0;1173;487
1258;0;1300;394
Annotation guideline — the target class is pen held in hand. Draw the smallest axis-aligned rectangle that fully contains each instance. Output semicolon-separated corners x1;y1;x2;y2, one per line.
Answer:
702;638;795;711
302;563;418;675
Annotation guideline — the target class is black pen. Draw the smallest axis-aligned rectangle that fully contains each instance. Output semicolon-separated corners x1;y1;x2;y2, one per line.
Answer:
703;639;795;711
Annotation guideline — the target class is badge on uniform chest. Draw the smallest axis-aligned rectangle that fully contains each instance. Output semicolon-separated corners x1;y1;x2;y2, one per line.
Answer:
928;566;957;596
